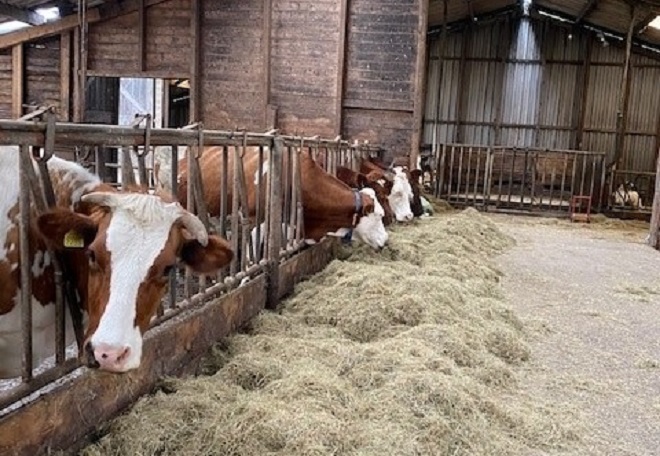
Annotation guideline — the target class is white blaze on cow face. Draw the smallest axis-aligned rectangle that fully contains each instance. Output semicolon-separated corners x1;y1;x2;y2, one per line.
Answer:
352;187;389;250
85;193;208;372
388;167;414;222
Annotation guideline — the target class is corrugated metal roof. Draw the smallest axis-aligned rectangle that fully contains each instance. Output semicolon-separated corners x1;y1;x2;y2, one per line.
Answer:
430;1;660;47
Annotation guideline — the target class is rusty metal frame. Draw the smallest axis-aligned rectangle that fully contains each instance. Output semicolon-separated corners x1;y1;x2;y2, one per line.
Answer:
432;143;607;215
0;119;382;417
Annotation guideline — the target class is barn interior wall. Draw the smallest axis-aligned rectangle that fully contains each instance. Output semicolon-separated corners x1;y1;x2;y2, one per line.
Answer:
0;0;426;158
424;14;660;174
87;0;192;77
269;0;344;138
342;0;421;161
200;0;266;130
0;49;11;118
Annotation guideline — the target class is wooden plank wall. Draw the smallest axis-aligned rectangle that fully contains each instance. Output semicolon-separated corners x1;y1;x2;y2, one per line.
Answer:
87;0;191;77
0;49;11;118
24;37;62;113
341;0;420;160
0;0;427;159
200;0;266;130
270;0;344;138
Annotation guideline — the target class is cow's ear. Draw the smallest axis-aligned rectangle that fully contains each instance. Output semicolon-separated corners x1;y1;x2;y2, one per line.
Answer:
37;208;98;250
180;235;234;274
410;169;422;182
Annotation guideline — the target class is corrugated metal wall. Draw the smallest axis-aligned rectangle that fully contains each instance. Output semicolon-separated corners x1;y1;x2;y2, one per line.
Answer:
424;14;660;173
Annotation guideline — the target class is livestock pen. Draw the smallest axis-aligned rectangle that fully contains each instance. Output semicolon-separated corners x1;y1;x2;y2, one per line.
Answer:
0;110;381;456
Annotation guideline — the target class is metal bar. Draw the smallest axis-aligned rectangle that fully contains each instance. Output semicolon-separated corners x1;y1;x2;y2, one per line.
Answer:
473;147;481;206
435;144;446;198
266;136;283;309
465;146;472;205
496;149;504;207
255;145;264;262
447;146;455;201
230;146;240;276
559;154;568;211
507;148;516;205
580;153;587;197
520;149;528;209
18;145;33;382
456;146;464;203
548;157;557;208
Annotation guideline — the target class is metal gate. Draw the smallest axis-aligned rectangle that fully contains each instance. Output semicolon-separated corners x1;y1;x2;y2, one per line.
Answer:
431;144;607;215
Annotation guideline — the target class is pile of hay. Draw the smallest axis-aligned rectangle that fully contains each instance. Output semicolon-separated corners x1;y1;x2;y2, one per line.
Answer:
81;208;579;456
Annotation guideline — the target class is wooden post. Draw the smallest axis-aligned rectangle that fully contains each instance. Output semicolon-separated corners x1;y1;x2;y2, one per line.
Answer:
59;32;71;121
493;17;509;145
189;0;201;123
454;27;471;143
611;5;636;169
410;0;430;169
573;34;592;150
266;136;283;309
431;0;448;157
335;0;348;136
138;0;147;72
262;0;273;129
648;147;660;249
12;44;23;119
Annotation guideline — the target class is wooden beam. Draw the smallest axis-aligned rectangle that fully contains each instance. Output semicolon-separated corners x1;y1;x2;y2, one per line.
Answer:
576;0;599;24
611;5;637;169
138;0;147;72
0;2;46;26
59;31;71;121
189;0;201;123
648;147;660;249
464;0;475;22
11;44;23;119
0;0;170;50
493;17;509;145
454;28;471;143
634;10;659;35
263;0;273;130
411;0;430;169
431;0;449;149
334;0;348;136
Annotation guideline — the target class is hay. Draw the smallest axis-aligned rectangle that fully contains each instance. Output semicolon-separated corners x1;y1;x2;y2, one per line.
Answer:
80;208;580;456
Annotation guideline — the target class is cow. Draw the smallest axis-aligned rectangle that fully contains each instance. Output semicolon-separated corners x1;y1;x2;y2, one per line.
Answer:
336;166;396;225
359;158;424;218
613;182;643;209
0;146;233;378
173;146;389;250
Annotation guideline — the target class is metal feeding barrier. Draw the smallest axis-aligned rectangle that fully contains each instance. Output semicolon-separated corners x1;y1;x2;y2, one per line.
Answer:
0;113;380;415
429;144;607;215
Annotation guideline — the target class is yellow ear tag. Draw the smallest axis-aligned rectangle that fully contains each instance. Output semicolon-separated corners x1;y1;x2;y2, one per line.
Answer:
63;230;85;248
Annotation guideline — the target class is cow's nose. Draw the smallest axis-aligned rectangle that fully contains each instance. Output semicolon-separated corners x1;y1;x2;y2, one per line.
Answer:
93;343;131;372
405;213;414;221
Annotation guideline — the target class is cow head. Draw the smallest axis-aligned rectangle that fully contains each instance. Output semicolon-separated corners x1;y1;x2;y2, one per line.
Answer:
387;167;414;222
344;187;389;250
37;191;233;373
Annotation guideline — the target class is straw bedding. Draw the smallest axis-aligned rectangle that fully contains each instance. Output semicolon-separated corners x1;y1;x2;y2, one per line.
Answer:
80;207;579;456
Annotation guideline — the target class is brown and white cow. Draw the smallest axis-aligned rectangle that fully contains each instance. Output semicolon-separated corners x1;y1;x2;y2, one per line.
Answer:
0;146;233;378
360;157;424;218
173;147;389;250
336;166;395;226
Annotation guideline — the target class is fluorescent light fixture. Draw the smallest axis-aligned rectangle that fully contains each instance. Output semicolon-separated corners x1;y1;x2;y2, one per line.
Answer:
648;16;660;31
36;7;60;21
0;21;30;34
